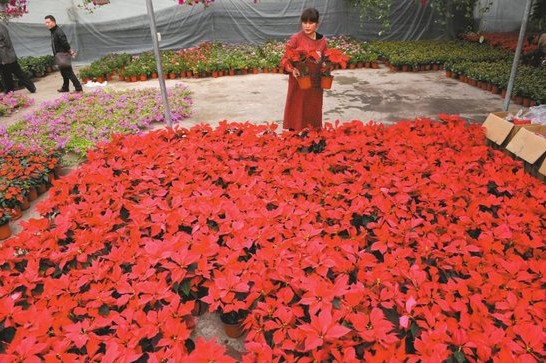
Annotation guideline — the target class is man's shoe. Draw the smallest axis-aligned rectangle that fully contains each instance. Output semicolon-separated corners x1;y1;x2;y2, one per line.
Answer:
72;89;83;93
57;88;69;93
29;87;36;94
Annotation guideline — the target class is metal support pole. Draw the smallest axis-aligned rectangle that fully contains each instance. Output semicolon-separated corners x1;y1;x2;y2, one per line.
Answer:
502;0;533;111
146;0;173;127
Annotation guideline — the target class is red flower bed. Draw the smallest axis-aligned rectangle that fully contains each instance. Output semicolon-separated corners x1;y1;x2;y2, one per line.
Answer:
461;32;539;54
0;117;544;362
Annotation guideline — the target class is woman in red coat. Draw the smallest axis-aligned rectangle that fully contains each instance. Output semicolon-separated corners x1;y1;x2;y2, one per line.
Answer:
281;8;327;131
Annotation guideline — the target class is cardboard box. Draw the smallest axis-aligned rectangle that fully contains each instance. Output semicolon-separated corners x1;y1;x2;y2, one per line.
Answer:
506;128;546;164
483;112;513;145
483;111;546;146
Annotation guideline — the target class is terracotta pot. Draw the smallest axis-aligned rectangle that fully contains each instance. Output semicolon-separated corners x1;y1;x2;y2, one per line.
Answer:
0;223;11;241
107;74;113;81
296;75;312;90
223;322;244;338
20;196;31;211
491;86;498;95
10;206;22;221
321;76;334;89
130;75;138;82
228;69;236;76
530;100;537;107
28;188;38;202
432;64;439;71
191;300;208;316
365;62;371;68
151;72;158;79
349;63;356;69
402;65;409;72
37;183;48;195
96;76;105;83
169;72;176;79
139;74;148;81
445;71;452;78
186;71;193;78
356;62;364;68
501;89;507;98
372;63;379;69
522;97;531;107
212;71;219;78
252;68;259;74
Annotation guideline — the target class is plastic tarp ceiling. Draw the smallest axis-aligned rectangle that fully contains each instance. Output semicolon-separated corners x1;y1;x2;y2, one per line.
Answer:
9;0;445;64
474;0;527;33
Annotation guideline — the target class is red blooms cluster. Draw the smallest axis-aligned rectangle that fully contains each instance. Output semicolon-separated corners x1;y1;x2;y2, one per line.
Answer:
0;147;59;221
0;117;544;362
461;32;539;54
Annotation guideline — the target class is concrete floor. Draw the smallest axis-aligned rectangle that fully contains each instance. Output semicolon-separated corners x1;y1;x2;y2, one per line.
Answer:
0;64;524;356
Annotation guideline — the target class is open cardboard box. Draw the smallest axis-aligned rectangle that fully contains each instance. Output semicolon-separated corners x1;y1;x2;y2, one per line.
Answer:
506;128;546;180
483;111;546;146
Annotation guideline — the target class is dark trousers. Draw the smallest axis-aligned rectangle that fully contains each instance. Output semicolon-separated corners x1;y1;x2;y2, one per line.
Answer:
60;66;82;91
0;61;36;93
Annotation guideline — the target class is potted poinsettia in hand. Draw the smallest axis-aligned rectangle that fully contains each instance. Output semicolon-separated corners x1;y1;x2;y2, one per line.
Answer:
320;48;349;89
285;48;320;90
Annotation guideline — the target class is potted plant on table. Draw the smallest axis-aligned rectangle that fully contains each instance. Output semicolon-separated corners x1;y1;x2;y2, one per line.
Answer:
320;48;349;89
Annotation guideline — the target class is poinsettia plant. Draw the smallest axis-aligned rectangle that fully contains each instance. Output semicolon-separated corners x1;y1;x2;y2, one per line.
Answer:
321;48;349;76
284;48;322;76
0;118;545;362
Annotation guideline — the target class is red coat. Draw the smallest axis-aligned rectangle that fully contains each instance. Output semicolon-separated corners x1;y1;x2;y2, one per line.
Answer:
281;31;328;131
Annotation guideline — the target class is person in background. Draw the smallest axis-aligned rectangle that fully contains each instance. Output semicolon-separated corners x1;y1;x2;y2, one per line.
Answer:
0;21;36;94
44;14;83;93
280;8;327;131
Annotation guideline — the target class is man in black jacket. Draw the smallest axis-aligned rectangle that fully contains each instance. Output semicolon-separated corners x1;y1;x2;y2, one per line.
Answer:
44;15;82;93
0;22;36;93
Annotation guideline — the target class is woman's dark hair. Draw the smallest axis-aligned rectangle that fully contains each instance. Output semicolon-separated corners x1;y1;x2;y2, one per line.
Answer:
301;8;319;23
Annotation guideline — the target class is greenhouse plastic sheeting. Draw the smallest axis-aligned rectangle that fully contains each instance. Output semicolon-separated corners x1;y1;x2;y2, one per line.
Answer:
9;0;445;64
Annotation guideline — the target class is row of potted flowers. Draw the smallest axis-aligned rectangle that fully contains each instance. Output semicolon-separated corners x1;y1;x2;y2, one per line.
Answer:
0;118;543;361
78;36;378;82
0;146;60;239
459;32;540;55
444;59;546;105
18;54;55;78
371;39;512;71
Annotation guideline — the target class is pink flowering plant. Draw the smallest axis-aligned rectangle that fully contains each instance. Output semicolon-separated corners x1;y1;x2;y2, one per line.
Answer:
0;85;192;158
0;0;27;18
0;92;33;116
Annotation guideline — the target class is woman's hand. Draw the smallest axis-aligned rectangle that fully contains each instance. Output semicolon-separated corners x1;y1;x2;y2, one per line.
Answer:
292;68;301;78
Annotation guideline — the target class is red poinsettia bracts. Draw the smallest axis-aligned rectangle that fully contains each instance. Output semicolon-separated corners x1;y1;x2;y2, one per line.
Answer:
0;118;544;362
